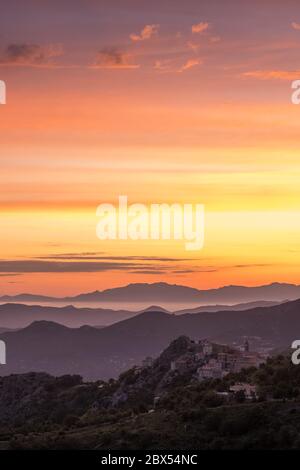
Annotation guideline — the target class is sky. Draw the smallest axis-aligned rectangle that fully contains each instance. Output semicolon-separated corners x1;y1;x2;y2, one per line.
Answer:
0;0;300;295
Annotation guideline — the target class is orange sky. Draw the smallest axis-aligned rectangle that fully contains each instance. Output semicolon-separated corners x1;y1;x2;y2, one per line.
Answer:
0;0;300;295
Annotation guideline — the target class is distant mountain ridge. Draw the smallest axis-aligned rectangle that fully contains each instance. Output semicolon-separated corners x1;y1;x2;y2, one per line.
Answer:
1;298;300;380
0;303;140;328
0;299;285;329
1;281;300;304
175;300;281;315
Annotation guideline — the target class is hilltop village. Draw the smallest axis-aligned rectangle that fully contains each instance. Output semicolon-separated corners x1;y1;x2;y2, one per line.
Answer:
142;337;266;382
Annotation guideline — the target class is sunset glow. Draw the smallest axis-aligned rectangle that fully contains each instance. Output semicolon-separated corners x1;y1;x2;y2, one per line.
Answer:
1;0;300;295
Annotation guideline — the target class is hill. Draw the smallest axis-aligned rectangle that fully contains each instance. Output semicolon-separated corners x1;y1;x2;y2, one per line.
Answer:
0;341;299;450
175;300;280;315
0;298;300;379
0;303;139;329
0;300;281;330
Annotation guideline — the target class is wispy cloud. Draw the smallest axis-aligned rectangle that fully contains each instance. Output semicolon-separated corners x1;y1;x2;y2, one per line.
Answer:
0;273;22;277
91;47;139;69
0;260;156;273
36;253;197;262
154;59;174;72
291;22;300;30
187;41;200;53
130;269;166;275
209;36;221;43
192;22;210;34
0;255;273;277
242;69;300;81
179;58;202;72
172;269;216;274
0;43;63;68
0;255;199;274
130;24;159;42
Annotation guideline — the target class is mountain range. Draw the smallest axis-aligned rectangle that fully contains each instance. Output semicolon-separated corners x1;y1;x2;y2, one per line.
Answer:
1;281;300;305
0;303;139;329
0;299;281;329
1;297;300;380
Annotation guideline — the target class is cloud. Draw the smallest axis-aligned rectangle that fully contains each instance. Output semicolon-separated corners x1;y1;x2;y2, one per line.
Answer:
0;273;22;277
0;43;63;67
0;260;156;273
210;36;221;43
231;264;271;269
187;41;200;53
174;269;217;274
91;47;139;69
130;269;166;275
130;24;159;42
192;22;210;34
292;22;300;30
0;257;197;274
0;253;201;275
154;59;173;72
179;58;202;72
242;69;300;81
37;253;198;262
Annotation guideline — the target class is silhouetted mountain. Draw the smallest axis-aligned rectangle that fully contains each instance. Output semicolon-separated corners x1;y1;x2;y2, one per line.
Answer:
198;283;300;303
0;303;140;329
0;313;172;380
94;297;300;354
69;282;203;302
1;299;300;380
1;281;300;305
0;294;58;302
0;300;285;330
141;305;170;313
0;327;16;334
175;300;281;315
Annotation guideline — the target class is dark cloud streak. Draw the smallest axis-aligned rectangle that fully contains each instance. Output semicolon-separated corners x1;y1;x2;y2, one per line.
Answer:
0;43;63;67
